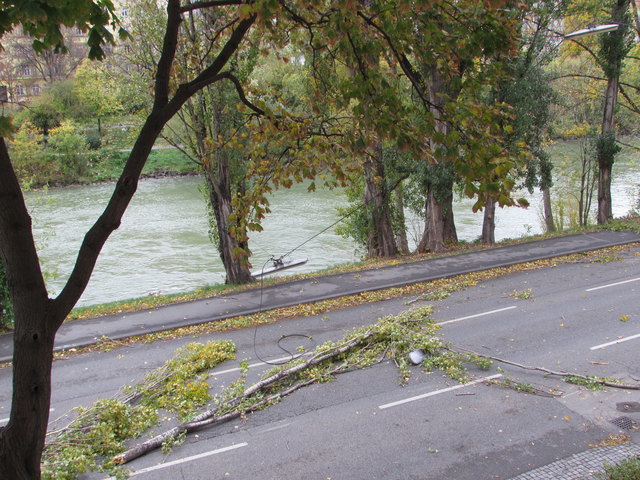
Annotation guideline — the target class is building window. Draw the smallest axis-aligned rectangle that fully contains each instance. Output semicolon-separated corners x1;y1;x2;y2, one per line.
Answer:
15;85;25;96
31;85;41;96
21;65;32;76
121;8;128;17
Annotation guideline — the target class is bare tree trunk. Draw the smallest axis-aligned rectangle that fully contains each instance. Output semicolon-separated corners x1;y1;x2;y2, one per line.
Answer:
363;143;398;257
424;189;445;252
542;186;555;232
482;196;496;245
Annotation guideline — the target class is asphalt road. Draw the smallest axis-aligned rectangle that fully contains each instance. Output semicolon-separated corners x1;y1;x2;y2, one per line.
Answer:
1;242;639;479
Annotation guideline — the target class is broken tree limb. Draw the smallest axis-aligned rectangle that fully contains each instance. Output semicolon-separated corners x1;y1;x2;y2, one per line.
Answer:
113;332;375;465
450;346;640;391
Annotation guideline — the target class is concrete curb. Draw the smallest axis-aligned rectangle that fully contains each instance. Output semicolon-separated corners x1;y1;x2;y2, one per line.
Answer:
507;444;640;479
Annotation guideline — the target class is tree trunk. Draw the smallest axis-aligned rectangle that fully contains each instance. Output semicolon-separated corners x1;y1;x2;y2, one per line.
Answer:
416;66;458;253
597;76;618;225
420;189;445;252
443;192;458;244
205;170;253;285
0;304;56;480
393;184;410;255
0;136;63;480
363;143;398;258
597;0;628;225
542;186;555;232
482;196;496;245
416;174;457;254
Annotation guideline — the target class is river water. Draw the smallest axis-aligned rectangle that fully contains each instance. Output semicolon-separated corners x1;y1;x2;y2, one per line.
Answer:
25;157;638;307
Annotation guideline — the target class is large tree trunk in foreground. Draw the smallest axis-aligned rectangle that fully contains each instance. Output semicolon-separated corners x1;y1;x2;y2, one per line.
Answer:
0;136;62;480
0;309;55;480
0;6;257;477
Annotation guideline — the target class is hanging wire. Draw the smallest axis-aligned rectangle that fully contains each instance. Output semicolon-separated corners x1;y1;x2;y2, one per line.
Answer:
252;256;315;366
251;173;410;365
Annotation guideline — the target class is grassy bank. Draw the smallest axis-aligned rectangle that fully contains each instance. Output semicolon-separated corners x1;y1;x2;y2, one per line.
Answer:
93;147;197;183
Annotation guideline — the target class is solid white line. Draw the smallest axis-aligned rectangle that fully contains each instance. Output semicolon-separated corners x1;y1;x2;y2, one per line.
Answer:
378;374;502;410
590;333;640;351
109;443;248;478
586;277;640;292
437;306;517;326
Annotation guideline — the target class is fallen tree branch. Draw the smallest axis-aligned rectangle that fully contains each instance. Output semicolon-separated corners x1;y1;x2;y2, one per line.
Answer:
113;333;376;464
450;346;640;391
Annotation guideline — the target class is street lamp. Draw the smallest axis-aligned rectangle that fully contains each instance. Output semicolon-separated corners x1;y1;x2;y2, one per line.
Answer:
564;23;620;39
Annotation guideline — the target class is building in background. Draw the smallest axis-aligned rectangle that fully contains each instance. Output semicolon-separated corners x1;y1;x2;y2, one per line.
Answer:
0;5;130;106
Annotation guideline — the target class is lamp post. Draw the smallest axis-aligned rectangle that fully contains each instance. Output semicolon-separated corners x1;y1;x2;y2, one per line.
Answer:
564;9;628;225
564;23;620;39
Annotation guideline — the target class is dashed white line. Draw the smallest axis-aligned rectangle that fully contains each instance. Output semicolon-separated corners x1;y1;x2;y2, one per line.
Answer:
586;277;640;292
590;333;640;351
378;374;502;410
437;306;517;326
107;442;248;478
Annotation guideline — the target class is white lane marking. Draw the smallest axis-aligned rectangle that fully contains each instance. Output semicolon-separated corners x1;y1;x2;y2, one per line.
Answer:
214;354;306;376
590;333;640;351
256;422;291;435
437;306;517;326
586;277;640;292
0;408;54;426
107;443;248;478
378;374;502;410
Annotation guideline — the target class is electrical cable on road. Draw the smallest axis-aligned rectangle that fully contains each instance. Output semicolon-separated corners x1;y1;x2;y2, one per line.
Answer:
251;173;409;365
252;256;315;365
